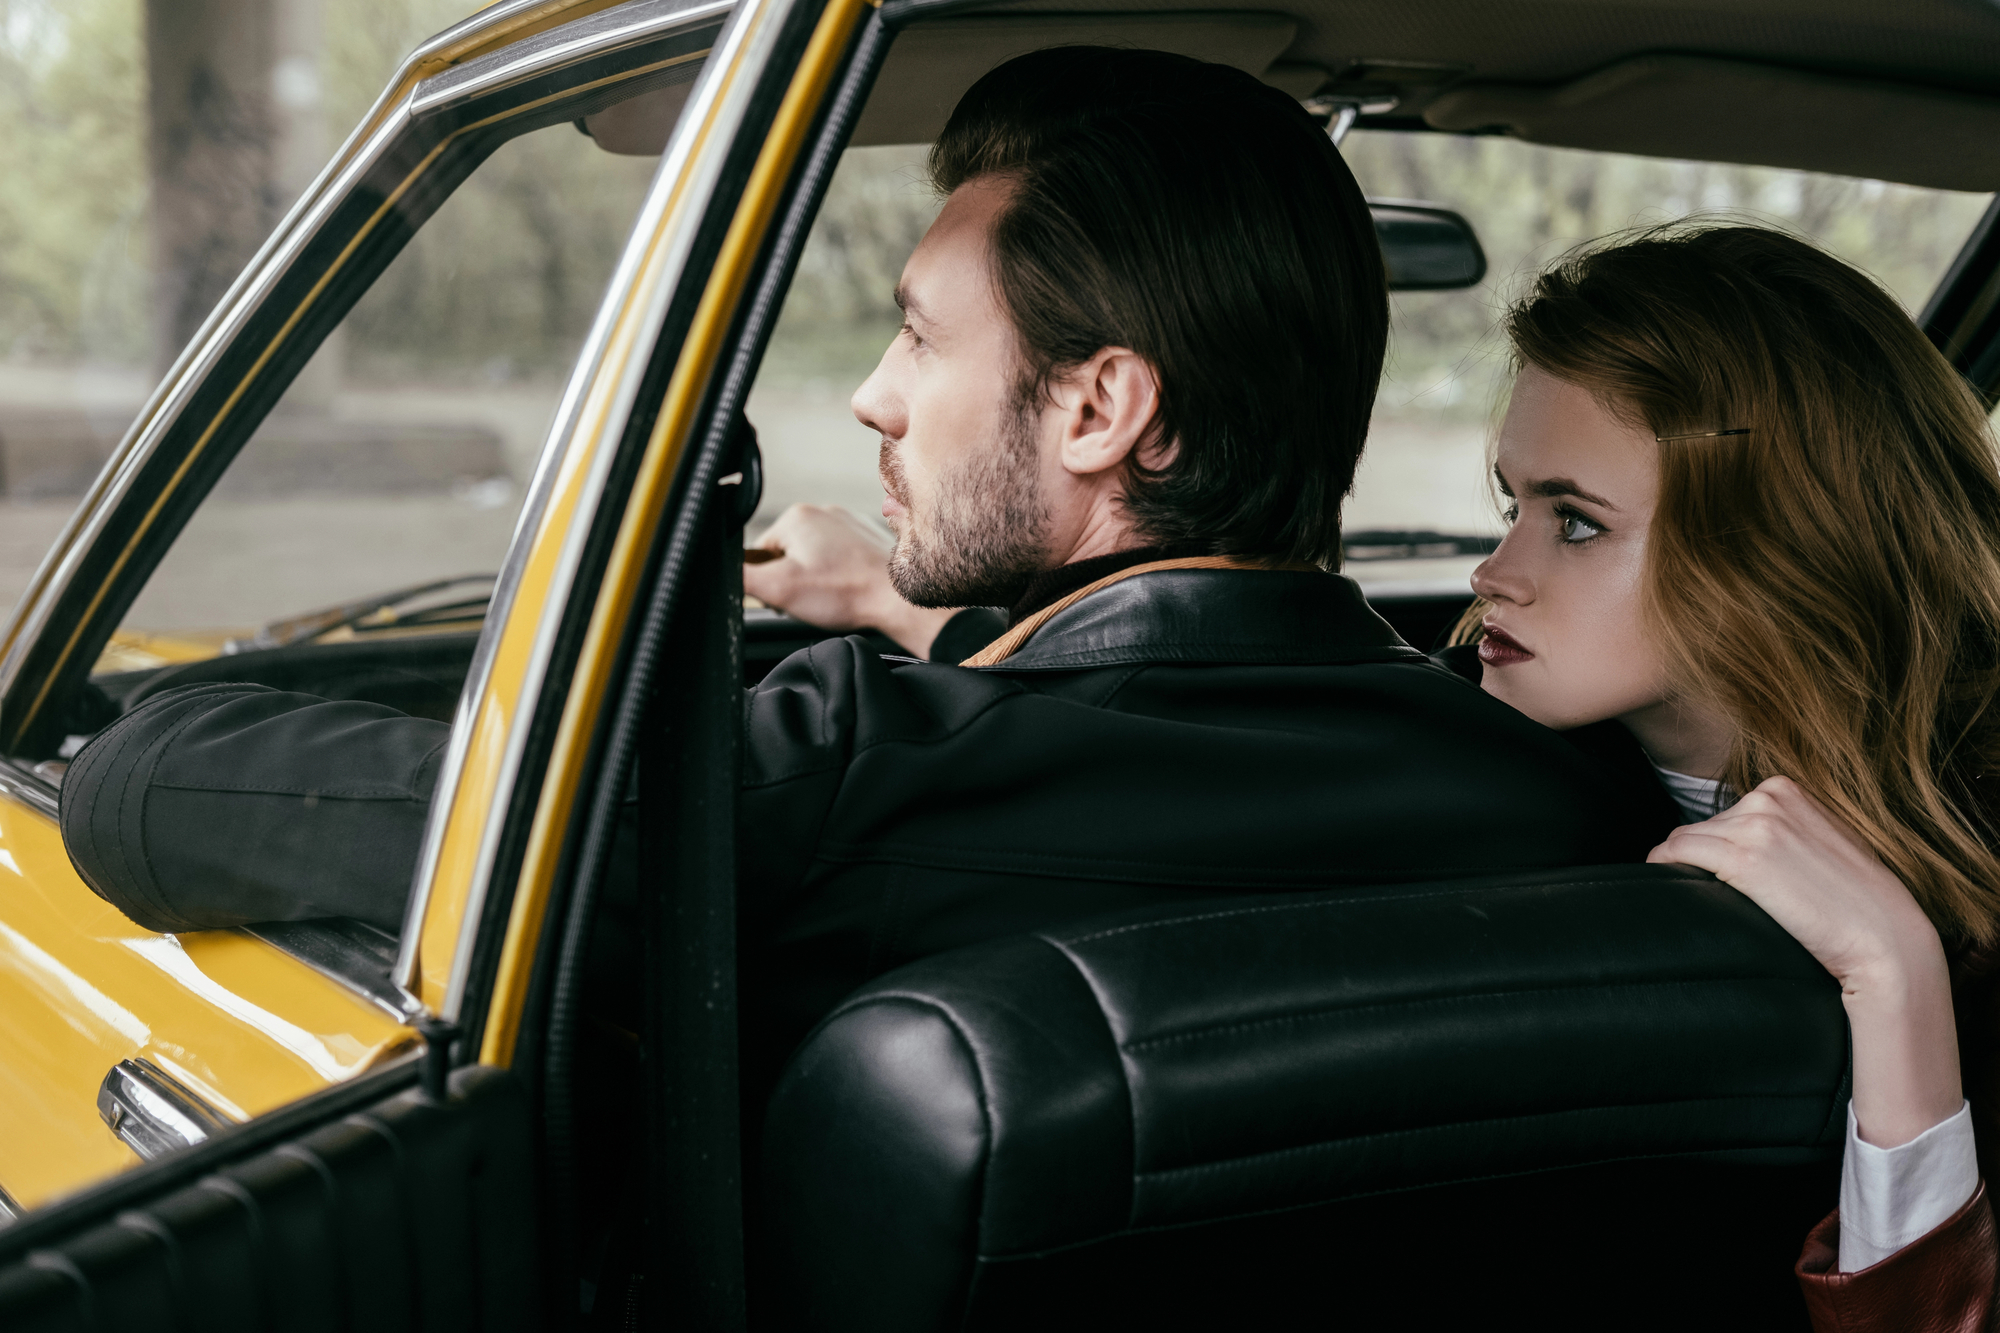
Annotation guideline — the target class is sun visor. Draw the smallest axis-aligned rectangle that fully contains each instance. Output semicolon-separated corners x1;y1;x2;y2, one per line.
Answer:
1425;55;2000;193
850;12;1298;146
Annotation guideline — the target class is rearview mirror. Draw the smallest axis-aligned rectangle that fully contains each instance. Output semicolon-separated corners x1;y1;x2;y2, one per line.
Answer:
1369;200;1487;291
579;82;694;154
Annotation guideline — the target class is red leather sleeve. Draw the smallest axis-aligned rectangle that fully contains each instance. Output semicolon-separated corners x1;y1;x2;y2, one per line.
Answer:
1796;1179;1998;1332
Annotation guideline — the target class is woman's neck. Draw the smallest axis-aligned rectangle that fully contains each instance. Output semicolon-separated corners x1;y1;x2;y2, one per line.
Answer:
1619;695;1736;780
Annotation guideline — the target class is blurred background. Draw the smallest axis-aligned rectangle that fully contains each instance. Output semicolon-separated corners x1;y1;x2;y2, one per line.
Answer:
1;0;1994;629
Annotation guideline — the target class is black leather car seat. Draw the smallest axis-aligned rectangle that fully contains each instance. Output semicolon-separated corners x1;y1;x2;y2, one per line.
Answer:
758;864;1849;1331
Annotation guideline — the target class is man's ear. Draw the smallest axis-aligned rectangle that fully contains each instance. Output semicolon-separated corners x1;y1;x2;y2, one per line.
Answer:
1047;347;1175;478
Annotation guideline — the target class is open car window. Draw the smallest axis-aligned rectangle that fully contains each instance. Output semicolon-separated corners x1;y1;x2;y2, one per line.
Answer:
75;122;655;739
0;22;697;1208
749;145;939;529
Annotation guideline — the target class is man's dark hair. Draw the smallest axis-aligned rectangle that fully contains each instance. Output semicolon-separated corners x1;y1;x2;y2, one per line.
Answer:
930;46;1387;567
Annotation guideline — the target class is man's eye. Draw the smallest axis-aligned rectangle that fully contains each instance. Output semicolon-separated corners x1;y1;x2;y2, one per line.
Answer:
1558;509;1605;543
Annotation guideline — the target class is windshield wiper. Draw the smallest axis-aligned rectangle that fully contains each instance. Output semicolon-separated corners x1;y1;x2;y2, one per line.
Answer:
224;574;497;653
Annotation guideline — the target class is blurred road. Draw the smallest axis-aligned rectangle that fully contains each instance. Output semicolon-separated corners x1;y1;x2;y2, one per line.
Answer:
0;377;1496;636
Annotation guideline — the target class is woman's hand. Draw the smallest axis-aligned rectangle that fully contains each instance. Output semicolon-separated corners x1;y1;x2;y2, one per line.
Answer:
1649;775;1962;1148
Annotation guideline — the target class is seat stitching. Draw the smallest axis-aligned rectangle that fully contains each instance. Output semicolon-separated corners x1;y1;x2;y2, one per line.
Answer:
1135;1092;1836;1184
1119;974;1835;1051
1055;877;1714;943
1034;935;1142;1230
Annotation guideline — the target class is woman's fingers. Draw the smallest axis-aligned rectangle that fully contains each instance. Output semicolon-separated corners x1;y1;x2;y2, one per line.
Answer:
1647;774;1945;984
1647;825;1746;877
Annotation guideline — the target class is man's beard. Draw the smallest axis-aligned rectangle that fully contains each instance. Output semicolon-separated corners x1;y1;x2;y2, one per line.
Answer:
882;399;1051;609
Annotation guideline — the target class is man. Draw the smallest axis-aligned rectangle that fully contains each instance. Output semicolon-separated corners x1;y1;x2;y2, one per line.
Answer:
61;48;1672;1084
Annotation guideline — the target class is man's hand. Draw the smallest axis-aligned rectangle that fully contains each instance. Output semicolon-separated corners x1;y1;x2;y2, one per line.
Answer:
1649;775;1961;1148
743;504;961;659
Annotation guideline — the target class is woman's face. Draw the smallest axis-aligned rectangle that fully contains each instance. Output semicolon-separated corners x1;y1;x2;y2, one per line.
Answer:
1471;367;1683;741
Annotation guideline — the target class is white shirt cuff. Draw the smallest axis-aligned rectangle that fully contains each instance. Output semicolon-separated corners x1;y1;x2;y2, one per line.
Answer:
1839;1099;1979;1272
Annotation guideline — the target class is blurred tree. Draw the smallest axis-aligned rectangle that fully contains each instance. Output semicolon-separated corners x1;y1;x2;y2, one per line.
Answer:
0;5;1988;406
759;144;938;388
1338;131;1994;423
0;0;147;365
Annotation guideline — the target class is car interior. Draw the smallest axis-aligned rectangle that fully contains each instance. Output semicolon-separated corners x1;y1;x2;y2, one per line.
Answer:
5;0;2000;1328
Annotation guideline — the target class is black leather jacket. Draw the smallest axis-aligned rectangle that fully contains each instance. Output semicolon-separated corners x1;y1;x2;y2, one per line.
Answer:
62;567;1676;1077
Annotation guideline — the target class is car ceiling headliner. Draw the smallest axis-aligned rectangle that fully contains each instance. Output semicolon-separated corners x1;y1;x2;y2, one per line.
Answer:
855;0;2000;191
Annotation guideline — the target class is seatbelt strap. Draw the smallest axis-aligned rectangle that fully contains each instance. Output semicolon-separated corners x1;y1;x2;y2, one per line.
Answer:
959;555;1318;666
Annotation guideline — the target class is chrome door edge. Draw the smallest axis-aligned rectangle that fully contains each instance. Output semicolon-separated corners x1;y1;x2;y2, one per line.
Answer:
397;0;806;1014
240;920;421;1022
414;0;732;116
97;1059;233;1162
393;0;756;1002
0;758;60;819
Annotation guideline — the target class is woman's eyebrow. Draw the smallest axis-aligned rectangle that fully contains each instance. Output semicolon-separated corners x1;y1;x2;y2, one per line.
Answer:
1525;476;1618;510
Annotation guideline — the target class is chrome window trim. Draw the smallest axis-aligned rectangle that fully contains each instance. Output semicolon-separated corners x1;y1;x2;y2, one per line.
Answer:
0;1183;16;1225
392;0;761;1006
0;0;718;717
0;759;60;819
414;0;811;1018
240;920;420;1022
96;1059;233;1162
415;0;730;115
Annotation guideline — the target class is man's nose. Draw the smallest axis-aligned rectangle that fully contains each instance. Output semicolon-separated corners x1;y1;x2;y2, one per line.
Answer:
1470;537;1532;606
851;350;901;439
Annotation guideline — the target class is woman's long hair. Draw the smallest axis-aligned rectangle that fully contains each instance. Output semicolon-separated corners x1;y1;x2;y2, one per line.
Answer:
1492;224;2000;948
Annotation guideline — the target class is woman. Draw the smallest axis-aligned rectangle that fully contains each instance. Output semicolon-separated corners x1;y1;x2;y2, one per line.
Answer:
1464;223;2000;1326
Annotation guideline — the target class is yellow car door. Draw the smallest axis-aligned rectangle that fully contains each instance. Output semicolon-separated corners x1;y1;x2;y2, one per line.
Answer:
0;0;761;1219
0;0;880;1316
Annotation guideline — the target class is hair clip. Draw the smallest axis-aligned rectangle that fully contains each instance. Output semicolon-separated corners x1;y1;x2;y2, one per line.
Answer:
1655;428;1751;442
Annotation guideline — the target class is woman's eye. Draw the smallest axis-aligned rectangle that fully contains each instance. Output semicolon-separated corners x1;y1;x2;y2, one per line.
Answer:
1558;509;1605;543
1502;504;1519;524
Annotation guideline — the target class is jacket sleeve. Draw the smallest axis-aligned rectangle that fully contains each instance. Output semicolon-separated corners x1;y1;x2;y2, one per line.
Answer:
1797;1180;1999;1332
738;638;866;927
60;682;449;934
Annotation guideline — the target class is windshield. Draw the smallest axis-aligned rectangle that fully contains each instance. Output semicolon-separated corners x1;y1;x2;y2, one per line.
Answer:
99;119;656;673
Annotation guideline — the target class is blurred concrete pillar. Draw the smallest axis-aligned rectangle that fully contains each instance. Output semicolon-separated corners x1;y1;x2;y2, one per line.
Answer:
272;0;340;408
147;0;330;389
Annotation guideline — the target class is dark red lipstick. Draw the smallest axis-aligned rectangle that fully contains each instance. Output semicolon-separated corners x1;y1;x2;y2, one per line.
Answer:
1477;622;1534;667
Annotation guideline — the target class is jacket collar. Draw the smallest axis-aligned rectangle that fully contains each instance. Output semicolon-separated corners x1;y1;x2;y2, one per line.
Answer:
973;568;1427;672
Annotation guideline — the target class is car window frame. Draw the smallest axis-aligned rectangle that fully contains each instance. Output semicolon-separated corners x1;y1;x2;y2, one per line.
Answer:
0;0;732;783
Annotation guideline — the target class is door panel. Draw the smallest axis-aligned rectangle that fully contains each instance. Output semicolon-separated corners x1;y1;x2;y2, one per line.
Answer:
0;789;410;1212
0;0;730;1218
0;1065;535;1333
